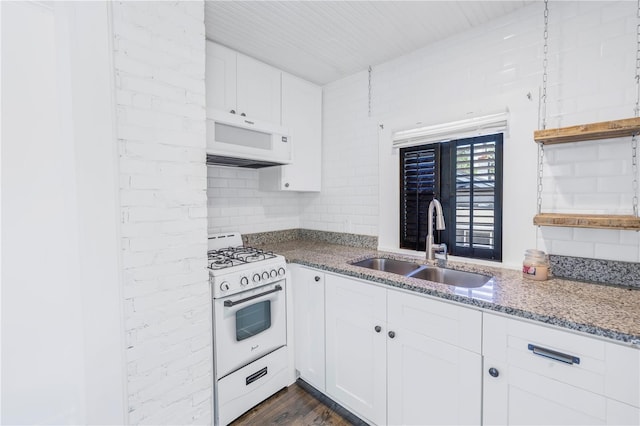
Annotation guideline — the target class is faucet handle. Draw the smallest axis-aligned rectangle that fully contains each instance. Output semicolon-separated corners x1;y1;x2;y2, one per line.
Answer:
434;243;448;258
435;243;448;267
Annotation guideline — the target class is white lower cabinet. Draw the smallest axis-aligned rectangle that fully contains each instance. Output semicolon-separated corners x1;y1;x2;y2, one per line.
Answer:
483;313;640;425
290;264;326;392
387;291;482;425
324;272;482;425
292;266;640;426
325;274;387;425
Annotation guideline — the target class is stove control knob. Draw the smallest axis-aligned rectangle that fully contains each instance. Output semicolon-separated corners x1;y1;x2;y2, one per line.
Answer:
253;273;261;283
240;276;249;286
262;271;270;280
277;267;286;276
220;281;230;291
270;269;277;278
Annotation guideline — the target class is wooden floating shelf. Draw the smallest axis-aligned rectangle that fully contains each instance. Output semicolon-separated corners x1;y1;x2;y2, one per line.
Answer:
534;117;640;145
533;213;640;230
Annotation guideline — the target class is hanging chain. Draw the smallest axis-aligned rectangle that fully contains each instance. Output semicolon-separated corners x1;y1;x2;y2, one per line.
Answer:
632;135;638;216
536;0;549;216
633;0;640;217
635;0;640;117
537;143;545;214
368;65;372;118
541;0;549;130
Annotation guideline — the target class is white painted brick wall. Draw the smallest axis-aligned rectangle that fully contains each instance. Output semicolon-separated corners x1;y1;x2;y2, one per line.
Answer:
305;1;639;264
112;2;212;424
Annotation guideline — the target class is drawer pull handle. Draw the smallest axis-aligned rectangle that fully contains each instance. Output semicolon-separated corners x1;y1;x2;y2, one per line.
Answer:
528;344;580;365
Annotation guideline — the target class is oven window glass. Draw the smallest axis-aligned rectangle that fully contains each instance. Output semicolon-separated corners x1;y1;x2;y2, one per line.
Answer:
236;301;271;341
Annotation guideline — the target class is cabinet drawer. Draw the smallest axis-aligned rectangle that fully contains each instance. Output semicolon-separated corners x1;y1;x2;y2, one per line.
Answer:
483;313;640;408
388;290;482;353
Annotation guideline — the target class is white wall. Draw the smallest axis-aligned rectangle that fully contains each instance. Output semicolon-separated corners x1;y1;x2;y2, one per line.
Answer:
112;2;212;424
300;72;379;236
304;0;640;267
206;2;640;265
2;2;125;423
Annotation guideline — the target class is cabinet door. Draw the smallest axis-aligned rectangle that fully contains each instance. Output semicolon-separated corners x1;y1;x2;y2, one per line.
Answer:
279;73;322;191
483;358;611;425
387;328;481;425
205;41;236;114
325;274;386;425
291;265;325;392
236;53;281;124
483;313;640;425
387;290;482;425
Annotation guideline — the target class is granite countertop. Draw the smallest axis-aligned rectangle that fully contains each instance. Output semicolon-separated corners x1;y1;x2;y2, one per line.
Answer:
257;239;640;347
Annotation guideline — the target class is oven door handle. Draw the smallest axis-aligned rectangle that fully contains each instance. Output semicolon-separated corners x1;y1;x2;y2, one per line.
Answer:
223;284;283;307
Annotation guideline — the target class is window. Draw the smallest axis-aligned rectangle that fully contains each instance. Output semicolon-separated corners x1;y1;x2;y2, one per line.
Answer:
400;133;503;261
400;145;440;251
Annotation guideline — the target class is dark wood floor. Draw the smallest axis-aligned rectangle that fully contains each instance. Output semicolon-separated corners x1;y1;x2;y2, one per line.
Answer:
230;380;368;426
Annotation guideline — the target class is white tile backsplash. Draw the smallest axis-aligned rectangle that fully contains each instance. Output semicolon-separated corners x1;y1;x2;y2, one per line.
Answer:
207;166;301;234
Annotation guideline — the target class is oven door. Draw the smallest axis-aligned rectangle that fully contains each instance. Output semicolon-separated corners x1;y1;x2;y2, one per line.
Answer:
214;280;287;379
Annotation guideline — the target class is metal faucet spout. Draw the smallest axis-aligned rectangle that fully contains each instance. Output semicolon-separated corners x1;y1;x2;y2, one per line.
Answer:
426;198;447;262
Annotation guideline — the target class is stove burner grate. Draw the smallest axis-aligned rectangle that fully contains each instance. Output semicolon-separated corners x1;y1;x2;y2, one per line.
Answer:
207;246;277;270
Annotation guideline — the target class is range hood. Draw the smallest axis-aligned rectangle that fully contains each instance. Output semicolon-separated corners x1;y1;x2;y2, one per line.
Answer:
205;154;283;169
206;110;292;169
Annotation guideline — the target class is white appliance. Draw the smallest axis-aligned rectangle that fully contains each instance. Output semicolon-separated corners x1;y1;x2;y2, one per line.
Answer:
206;110;292;168
208;232;289;425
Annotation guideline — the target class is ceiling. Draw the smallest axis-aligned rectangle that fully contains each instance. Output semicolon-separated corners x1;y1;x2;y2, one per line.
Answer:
205;1;533;86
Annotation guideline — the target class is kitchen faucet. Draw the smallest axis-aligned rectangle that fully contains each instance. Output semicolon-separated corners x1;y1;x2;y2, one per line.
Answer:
426;198;447;263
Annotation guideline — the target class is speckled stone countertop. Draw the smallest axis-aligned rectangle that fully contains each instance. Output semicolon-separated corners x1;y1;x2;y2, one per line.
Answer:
257;239;640;347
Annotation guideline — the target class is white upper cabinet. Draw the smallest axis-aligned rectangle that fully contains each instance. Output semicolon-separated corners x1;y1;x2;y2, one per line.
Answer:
260;73;322;192
236;54;281;124
205;42;237;114
205;41;281;124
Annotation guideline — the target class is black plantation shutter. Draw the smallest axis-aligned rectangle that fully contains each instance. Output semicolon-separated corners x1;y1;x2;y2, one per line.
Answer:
400;146;439;251
451;134;502;260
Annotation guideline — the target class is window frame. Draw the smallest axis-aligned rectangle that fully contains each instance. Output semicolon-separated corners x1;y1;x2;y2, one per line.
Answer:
399;133;503;261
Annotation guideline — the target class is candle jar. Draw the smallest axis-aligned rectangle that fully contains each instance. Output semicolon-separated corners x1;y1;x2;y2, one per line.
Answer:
522;249;549;281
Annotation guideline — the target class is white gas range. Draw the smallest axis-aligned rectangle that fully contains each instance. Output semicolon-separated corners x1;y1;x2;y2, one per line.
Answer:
208;233;289;426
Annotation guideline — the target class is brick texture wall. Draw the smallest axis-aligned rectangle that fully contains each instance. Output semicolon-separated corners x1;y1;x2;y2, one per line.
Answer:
112;2;212;424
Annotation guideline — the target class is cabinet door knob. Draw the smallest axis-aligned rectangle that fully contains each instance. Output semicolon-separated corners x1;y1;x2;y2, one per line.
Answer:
229;109;236;114
488;367;499;378
314;276;320;282
388;331;395;339
374;325;381;333
240;112;246;117
284;183;290;188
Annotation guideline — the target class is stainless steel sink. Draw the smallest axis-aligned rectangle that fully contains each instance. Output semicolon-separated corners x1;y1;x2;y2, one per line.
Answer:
350;257;492;288
406;267;491;288
350;257;423;275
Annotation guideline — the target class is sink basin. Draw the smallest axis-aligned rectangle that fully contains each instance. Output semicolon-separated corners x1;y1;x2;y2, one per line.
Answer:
406;267;491;288
350;257;423;275
350;257;492;288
